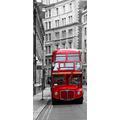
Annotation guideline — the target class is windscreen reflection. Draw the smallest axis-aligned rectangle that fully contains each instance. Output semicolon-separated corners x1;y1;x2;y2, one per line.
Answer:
53;75;65;85
69;75;81;85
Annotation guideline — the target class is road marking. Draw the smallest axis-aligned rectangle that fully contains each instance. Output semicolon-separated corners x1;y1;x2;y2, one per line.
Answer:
41;105;53;120
46;105;53;120
41;105;51;120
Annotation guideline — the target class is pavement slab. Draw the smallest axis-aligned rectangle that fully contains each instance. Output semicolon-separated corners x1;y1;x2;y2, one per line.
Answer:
33;87;51;120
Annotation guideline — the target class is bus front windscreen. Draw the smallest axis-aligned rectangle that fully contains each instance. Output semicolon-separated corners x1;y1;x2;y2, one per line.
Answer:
69;75;81;85
53;75;65;85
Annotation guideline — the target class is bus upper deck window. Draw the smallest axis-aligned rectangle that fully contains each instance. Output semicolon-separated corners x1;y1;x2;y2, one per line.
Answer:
68;54;80;61
56;54;66;61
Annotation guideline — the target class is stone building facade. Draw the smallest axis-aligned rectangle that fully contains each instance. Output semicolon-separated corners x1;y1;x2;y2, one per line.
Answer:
78;0;87;84
33;0;46;95
43;0;81;80
42;0;87;83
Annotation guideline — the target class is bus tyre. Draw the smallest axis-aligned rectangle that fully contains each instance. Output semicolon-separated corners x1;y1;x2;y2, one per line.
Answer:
77;97;83;104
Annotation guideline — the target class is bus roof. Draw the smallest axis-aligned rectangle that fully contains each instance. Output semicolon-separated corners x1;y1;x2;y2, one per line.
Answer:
52;49;81;54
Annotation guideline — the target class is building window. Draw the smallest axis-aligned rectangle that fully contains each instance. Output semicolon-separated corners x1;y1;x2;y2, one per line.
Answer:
84;14;87;23
69;3;72;11
62;18;66;26
84;5;87;10
45;34;48;41
45;22;48;30
49;21;51;29
46;0;50;5
48;33;51;41
55;20;57;27
56;44;59;49
48;46;51;53
45;11;48;18
49;59;51;64
55;32;60;39
62;18;63;25
62;30;66;38
69;42;72;48
84;52;87;63
49;9;51;17
56;8;58;15
63;5;65;13
62;43;65;49
84;39;87;48
83;14;87;24
68;16;73;23
55;20;59;27
45;59;47;65
85;14;87;22
45;46;47;54
84;15;85;23
84;27;87;35
68;29;73;37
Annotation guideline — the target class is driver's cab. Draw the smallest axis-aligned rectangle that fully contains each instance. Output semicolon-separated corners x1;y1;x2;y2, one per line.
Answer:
52;74;82;87
53;75;65;85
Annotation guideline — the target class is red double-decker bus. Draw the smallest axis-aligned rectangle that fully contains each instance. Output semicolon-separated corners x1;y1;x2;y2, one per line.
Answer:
51;49;83;104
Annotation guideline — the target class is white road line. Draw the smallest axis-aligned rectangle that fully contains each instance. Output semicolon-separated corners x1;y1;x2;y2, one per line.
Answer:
46;105;53;120
41;105;51;120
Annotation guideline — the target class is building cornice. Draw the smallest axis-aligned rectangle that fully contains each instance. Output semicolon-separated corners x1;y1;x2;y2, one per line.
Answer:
45;22;79;32
43;10;72;20
82;22;87;26
44;0;75;8
45;36;75;44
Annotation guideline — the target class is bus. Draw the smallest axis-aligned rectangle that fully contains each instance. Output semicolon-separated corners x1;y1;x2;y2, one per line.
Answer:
51;49;83;104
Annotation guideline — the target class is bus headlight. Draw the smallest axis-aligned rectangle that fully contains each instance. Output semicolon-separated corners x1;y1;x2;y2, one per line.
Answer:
77;91;80;95
54;92;58;96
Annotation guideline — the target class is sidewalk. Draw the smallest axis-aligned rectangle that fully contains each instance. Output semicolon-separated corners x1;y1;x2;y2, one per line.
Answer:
33;86;51;120
83;85;87;90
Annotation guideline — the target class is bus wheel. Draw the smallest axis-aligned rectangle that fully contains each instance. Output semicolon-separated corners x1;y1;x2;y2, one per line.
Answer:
77;97;83;104
52;97;57;105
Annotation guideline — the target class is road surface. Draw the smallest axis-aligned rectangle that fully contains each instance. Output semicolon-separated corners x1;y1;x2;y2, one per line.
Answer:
37;88;87;120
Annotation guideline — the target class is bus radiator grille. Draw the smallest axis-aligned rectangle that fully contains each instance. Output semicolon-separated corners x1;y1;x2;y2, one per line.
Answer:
60;90;75;101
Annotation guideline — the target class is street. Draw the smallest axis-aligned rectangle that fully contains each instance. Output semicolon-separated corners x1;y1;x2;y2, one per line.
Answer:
36;88;87;120
33;0;87;119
